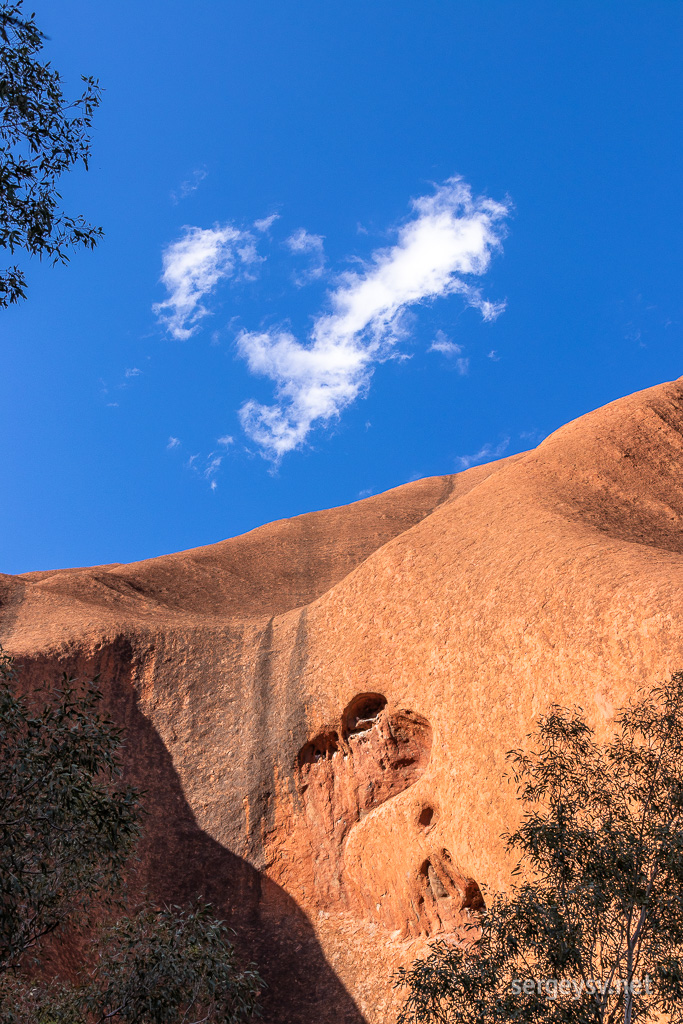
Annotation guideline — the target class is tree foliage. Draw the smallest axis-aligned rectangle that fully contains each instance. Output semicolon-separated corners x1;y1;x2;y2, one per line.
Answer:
0;0;102;306
2;903;264;1024
0;647;263;1022
0;648;140;973
396;673;683;1024
88;903;263;1024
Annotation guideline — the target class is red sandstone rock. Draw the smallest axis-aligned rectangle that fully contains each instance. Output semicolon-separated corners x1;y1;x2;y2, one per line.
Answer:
3;379;683;1022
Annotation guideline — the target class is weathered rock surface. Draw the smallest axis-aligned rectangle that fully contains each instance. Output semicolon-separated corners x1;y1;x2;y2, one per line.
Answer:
3;378;683;1022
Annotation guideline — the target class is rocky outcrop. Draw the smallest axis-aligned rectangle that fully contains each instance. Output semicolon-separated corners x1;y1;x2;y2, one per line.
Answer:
3;379;683;1022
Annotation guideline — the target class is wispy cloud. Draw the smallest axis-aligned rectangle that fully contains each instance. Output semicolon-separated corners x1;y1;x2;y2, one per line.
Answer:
455;436;510;470
154;224;261;340
201;454;222;491
99;364;145;406
429;329;462;357
182;450;225;490
285;228;326;285
254;213;280;232
429;330;469;374
171;167;208;204
204;454;222;480
167;436;181;449
238;177;509;460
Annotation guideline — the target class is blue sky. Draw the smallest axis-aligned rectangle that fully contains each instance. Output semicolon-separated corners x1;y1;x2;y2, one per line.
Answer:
2;0;682;573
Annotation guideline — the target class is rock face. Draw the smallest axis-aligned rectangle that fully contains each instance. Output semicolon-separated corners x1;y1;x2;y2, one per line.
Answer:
3;378;683;1022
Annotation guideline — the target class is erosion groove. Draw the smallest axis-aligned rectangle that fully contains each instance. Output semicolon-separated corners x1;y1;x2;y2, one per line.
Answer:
295;697;431;848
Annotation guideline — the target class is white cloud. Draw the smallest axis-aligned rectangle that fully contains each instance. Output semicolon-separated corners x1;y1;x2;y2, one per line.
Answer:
429;329;470;375
455;436;510;470
254;213;280;232
429;328;470;370
204;454;222;478
238;176;509;460
285;228;326;285
167;436;181;449
184;450;224;488
429;330;463;357
285;228;325;255
125;367;142;378
170;167;207;204
154;224;260;340
217;434;234;446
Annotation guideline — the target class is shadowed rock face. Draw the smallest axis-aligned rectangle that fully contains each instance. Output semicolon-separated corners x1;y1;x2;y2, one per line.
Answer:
4;379;683;1022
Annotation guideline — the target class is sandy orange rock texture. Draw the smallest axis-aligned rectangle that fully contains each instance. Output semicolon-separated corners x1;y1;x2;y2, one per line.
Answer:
3;378;683;1022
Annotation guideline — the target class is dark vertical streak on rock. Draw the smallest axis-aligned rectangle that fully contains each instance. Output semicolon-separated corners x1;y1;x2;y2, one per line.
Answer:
284;607;311;791
243;617;276;865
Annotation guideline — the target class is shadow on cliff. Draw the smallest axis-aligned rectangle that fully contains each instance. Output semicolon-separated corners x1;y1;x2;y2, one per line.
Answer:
14;645;368;1024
